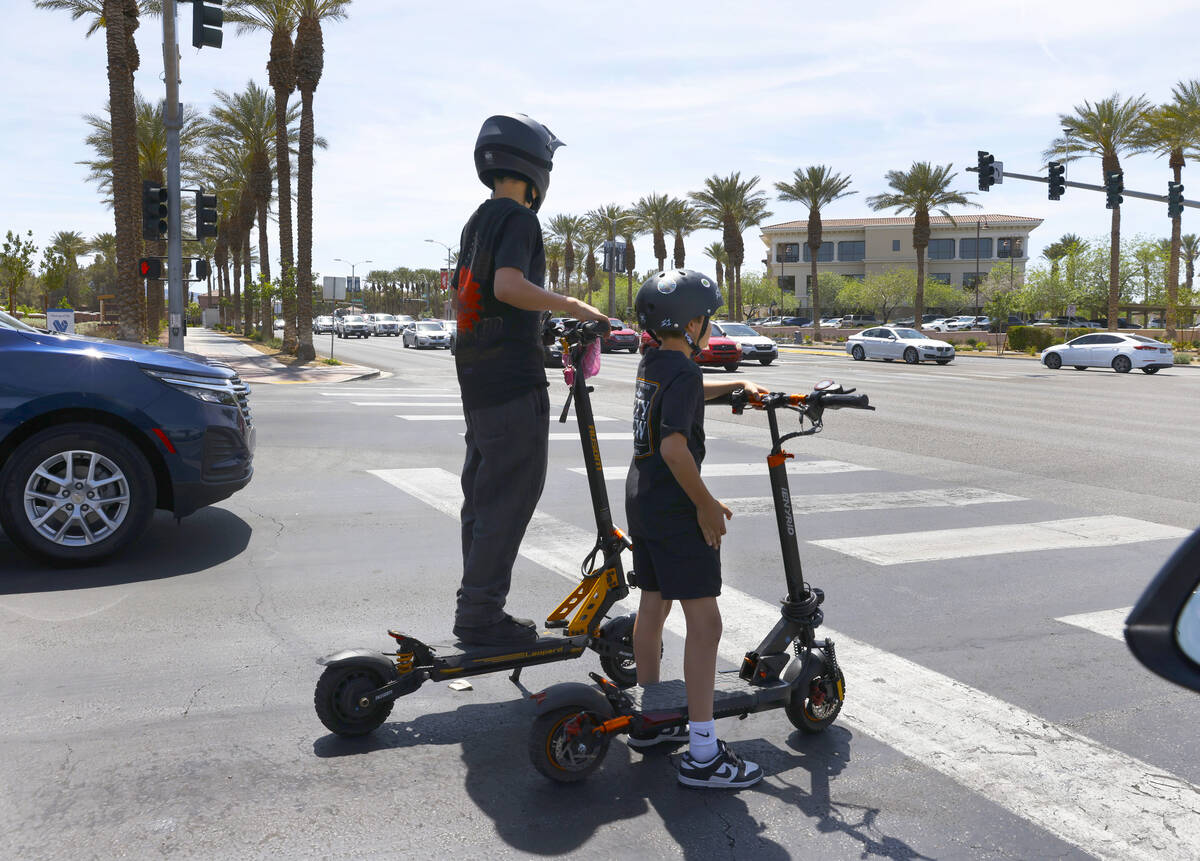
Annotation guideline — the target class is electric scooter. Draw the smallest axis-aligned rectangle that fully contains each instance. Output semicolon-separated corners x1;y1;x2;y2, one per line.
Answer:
526;381;874;782
314;320;643;737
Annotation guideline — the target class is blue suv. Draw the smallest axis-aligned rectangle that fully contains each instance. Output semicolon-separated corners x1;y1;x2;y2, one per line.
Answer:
0;310;254;564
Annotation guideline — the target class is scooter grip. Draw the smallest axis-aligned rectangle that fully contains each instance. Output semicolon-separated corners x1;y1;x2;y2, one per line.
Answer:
818;393;871;409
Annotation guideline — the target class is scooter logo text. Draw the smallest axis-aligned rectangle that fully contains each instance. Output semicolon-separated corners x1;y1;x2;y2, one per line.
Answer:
780;487;795;536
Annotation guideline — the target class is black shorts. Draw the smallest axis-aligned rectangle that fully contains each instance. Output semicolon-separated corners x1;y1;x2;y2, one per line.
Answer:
630;527;722;601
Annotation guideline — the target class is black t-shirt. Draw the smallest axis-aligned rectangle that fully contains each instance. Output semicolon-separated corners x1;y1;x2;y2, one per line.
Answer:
454;198;547;409
624;348;706;536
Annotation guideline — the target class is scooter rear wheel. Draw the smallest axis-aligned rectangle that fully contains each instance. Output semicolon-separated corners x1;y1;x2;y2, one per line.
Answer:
314;664;395;736
529;706;611;783
786;665;845;734
597;613;640;688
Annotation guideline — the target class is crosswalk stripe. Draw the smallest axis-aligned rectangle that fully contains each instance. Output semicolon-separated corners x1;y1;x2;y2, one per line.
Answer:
1056;607;1131;642
404;413;617;422
459;432;637;441
810;516;1189;565
367;466;1200;860
725;487;1023;516
354;401;461;406
572;460;875;481
320;390;459;397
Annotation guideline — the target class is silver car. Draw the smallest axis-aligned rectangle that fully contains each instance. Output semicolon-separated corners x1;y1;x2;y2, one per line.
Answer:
337;314;370;339
369;313;401;337
711;321;778;366
403;320;451;349
846;326;955;365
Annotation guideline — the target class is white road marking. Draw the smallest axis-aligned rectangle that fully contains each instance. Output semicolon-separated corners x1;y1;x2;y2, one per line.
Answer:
1056;607;1132;642
397;415;464;421
368;467;1200;861
458;432;639;441
320;390;459;397
725;487;1023;516
811;516;1189;565
572;460;875;481
354;401;463;407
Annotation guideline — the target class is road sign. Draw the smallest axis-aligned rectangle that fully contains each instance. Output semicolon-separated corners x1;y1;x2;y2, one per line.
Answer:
322;276;347;300
46;309;75;335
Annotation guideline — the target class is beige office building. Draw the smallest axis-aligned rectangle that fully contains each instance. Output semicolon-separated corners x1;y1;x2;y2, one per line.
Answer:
760;214;1043;310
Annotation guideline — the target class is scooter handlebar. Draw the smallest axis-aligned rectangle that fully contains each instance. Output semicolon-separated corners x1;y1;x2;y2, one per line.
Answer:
577;319;611;341
813;392;872;410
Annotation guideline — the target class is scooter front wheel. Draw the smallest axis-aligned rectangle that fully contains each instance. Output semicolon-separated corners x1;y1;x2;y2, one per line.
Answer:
529;706;612;783
786;665;845;734
314;664;395;736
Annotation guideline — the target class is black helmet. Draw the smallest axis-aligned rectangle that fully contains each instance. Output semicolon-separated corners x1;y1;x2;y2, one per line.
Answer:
635;269;723;350
474;113;564;213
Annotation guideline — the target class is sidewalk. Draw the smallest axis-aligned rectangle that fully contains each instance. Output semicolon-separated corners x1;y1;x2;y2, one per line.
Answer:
183;329;380;384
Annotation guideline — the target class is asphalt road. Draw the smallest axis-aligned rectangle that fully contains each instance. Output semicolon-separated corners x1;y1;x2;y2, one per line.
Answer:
2;335;1198;860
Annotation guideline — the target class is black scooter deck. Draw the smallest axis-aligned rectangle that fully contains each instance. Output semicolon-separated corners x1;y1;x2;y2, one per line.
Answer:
424;635;588;676
626;671;791;719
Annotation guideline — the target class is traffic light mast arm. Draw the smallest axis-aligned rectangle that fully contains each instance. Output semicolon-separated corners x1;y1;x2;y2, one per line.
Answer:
966;167;1200;208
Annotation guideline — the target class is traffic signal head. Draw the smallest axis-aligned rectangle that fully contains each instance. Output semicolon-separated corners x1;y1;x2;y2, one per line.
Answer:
1105;170;1124;209
139;258;162;279
195;190;218;239
1168;182;1185;219
1048;161;1066;201
977;151;996;191
195;260;211;280
142;180;167;241
193;0;223;50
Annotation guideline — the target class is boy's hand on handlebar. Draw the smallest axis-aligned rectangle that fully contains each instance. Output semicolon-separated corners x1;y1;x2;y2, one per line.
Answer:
572;301;611;328
737;380;768;398
698;498;732;548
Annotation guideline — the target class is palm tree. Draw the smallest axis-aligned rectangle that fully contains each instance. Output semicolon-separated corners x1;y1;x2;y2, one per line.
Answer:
703;241;727;293
774;165;855;341
544;238;563;292
620;222;640;312
1141;81;1200;339
38;0;144;341
577;225;601;300
294;0;352;356
547;213;585;296
690;173;771;321
665;198;702;270
81;92;206;338
88;231;118;307
1182;234;1199;294
586;204;634;315
866;162;978;327
634;193;672;271
49;231;90;307
225;2;304;350
1045;94;1152;331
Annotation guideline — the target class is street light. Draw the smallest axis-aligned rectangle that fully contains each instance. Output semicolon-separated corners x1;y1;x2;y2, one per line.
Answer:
333;257;371;311
425;239;457;321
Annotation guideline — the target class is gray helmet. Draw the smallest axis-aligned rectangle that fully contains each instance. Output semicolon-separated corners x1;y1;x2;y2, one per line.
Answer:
635;269;723;350
474;113;564;213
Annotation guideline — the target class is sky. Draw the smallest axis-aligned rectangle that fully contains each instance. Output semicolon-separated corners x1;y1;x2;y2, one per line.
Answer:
3;0;1199;285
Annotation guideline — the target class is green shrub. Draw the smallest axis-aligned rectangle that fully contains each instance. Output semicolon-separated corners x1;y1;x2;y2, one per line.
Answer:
1175;353;1192;364
974;343;986;351
1064;328;1089;340
1025;345;1039;355
1008;326;1054;352
965;337;978;346
321;357;342;365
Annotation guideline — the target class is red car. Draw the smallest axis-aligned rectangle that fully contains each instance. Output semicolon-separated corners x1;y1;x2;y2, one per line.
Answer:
639;330;741;372
602;318;640;353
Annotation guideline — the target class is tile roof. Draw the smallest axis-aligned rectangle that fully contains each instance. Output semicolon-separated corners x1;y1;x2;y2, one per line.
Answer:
763;214;1043;231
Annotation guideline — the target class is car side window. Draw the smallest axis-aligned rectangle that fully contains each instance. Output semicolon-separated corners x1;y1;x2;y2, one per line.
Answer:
1071;335;1099;345
1096;335;1123;344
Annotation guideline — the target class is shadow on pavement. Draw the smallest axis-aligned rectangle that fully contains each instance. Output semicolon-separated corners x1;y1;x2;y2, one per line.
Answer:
311;699;923;857
0;506;251;593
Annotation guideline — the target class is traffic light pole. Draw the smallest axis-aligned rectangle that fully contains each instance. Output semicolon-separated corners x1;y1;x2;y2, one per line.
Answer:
163;1;185;350
968;167;1200;208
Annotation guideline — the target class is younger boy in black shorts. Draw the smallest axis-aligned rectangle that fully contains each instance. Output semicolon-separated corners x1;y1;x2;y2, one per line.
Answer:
624;269;767;789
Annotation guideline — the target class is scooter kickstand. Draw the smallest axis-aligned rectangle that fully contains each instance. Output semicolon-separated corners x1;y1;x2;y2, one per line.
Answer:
509;666;532;698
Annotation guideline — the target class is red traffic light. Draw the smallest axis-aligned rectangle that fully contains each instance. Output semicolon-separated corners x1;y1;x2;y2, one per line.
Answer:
139;258;162;279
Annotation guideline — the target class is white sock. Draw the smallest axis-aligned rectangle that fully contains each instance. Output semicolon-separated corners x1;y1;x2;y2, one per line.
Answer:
689;720;717;762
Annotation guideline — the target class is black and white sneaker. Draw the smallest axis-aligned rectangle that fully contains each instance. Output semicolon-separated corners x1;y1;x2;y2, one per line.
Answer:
677;740;763;789
627;724;689;750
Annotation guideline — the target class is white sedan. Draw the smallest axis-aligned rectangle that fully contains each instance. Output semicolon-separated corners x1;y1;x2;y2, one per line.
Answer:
402;320;451;349
846;326;956;365
1041;333;1173;374
711;321;778;366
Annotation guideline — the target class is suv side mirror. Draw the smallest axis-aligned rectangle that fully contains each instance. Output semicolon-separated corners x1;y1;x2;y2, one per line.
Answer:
1126;526;1200;693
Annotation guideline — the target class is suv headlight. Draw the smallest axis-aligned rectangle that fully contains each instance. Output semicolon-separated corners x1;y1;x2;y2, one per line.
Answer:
143;368;238;406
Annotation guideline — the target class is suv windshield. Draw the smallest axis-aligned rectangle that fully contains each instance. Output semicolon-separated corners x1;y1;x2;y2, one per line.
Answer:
717;323;757;337
345;316;364;322
0;310;38;332
376;314;394;321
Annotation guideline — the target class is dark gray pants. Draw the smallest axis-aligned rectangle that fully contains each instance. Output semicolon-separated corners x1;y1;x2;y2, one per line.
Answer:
456;387;550;627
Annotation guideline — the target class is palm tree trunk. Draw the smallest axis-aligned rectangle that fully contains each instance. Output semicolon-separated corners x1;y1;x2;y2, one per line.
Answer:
231;240;241;331
1166;162;1182;341
914;246;926;325
103;0;141;342
243;231;254;337
810;255;821;342
297;87;315;354
258;201;273;341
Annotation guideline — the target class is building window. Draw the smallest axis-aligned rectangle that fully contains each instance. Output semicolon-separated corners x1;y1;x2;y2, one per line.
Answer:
997;237;1024;259
776;242;799;263
892;239;901;251
837;240;865;261
778;275;796;295
927;238;954;260
802;242;834;262
962;272;983;288
929;273;951;284
960;237;992;259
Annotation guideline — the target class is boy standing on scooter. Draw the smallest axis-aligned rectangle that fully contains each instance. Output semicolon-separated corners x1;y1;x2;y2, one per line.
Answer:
625;269;768;789
452;113;609;647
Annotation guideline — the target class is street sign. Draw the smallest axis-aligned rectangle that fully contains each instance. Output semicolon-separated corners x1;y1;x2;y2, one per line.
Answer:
1067;304;1076;317
46;309;75;334
322;276;347;300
